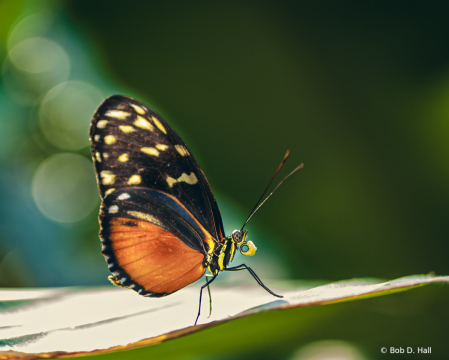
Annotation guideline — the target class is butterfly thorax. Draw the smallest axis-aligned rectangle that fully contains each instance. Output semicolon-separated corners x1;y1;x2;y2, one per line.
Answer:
205;230;257;275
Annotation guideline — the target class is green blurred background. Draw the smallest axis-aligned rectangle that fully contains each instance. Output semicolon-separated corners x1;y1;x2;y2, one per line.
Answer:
0;0;448;359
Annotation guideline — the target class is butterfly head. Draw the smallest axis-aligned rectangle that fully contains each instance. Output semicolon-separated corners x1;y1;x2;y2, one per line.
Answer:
231;230;257;256
231;229;246;245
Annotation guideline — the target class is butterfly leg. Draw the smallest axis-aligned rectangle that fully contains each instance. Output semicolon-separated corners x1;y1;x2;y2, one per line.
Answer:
195;274;217;325
224;264;283;298
205;273;214;317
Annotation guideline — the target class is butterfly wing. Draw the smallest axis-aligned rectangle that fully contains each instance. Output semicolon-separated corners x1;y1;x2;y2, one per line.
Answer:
100;188;208;296
90;95;224;296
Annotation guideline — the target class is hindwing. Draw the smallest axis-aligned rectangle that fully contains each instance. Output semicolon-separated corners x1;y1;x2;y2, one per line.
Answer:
100;188;209;296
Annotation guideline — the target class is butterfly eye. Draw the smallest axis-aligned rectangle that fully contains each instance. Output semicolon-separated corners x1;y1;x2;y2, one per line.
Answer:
231;229;244;245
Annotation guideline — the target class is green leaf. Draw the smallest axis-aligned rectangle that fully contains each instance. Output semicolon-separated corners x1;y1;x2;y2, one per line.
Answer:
0;274;447;359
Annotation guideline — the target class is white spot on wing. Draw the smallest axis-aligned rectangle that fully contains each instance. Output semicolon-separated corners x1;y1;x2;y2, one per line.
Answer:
118;153;129;162
105;188;115;197
141;147;159;157
156;144;168;151
151;116;167;134
117;193;130;200
105;110;129;119
108;205;119;213
174;145;189;156
97;120;108;128
166;172;198;187
94;134;100;141
128;174;141;185
119;125;135;133
131;104;146;115
178;172;198;185
101;170;116;185
104;135;116;145
95;152;102;162
134;116;154;131
166;176;177;187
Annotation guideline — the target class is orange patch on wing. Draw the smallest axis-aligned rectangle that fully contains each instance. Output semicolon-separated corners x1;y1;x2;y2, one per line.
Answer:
108;217;205;294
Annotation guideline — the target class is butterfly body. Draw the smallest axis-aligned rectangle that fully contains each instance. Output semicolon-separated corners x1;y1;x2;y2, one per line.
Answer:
90;95;256;298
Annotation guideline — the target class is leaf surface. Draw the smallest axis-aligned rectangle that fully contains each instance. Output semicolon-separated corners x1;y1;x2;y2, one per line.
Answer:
0;274;447;359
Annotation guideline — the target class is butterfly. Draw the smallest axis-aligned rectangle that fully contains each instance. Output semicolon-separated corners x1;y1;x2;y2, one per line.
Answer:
89;95;303;325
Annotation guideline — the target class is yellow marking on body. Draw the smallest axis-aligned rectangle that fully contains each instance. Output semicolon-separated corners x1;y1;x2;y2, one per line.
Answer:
218;242;227;270
127;211;164;227
229;241;236;263
119;125;135;133
134;116;153;131
174;145;189;156
104;135;116;145
103;153;109;159
105;110;129;119
117;193;130;200
141;147;159;157
128;174;142;185
97;120;108;128
105;188;115;197
156;144;169;151
166;172;198;187
108;205;119;213
94;134;100;141
100;170;116;185
95;152;101;162
118;153;129;162
131;104;146;115
151;116;167;134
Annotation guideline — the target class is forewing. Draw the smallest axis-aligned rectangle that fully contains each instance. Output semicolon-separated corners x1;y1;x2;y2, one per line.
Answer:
89;95;224;242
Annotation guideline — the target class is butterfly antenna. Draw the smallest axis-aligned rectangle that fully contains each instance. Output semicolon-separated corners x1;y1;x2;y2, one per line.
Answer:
241;150;304;231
